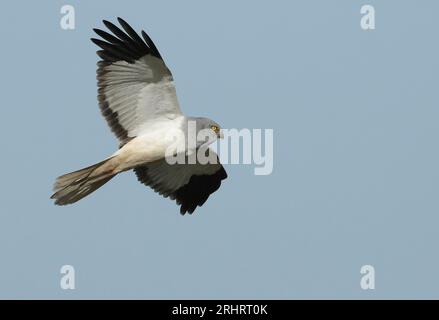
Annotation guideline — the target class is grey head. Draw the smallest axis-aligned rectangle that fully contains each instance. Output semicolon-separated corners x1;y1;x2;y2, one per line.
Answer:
182;116;223;148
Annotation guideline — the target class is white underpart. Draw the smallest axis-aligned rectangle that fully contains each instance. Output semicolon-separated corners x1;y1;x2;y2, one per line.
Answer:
113;115;187;172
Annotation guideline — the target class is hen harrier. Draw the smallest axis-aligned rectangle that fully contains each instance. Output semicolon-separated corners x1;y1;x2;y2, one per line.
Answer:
51;18;227;214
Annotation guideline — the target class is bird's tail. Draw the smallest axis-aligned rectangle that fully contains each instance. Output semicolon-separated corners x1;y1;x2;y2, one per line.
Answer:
51;157;117;205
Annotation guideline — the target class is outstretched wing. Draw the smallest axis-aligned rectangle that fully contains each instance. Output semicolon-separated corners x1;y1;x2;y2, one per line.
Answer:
134;151;227;214
92;18;182;145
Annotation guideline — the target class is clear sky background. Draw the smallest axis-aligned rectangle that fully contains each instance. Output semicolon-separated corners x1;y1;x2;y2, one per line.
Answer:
0;0;438;299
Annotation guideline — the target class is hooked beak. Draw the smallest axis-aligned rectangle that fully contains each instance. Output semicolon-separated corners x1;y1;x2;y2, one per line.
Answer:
217;130;224;139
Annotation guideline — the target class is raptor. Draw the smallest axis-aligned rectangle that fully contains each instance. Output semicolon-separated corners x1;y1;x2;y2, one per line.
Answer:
51;18;227;214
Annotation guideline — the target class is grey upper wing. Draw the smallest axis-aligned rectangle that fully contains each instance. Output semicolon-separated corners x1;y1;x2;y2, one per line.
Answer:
92;18;182;145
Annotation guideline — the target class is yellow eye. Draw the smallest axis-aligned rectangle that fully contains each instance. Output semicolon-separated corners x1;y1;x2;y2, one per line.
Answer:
211;125;219;133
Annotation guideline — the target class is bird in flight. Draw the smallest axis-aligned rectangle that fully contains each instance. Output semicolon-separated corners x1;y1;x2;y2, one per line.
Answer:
51;18;227;214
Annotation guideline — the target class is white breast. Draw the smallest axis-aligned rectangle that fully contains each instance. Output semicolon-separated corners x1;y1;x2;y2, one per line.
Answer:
113;116;186;172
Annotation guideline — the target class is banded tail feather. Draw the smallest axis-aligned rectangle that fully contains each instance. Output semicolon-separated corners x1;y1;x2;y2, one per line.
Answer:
51;157;117;205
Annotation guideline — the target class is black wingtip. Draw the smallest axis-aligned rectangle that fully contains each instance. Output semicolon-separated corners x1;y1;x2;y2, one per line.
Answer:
141;30;163;59
93;28;105;36
93;18;165;62
90;38;100;45
179;204;196;215
102;19;114;29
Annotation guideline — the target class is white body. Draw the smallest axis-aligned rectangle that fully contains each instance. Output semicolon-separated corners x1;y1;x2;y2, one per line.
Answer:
112;115;186;172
